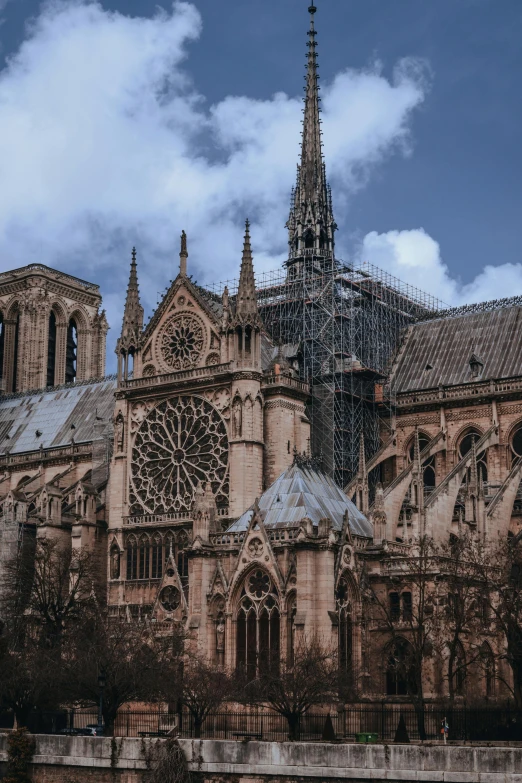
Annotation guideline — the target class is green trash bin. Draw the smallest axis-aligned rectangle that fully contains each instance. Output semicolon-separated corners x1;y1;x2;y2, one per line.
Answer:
356;732;378;743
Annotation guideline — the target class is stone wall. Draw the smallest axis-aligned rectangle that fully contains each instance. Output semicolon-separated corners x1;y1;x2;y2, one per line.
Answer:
2;734;522;782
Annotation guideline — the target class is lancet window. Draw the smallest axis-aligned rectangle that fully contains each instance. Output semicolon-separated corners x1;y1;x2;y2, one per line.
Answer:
65;318;77;384
336;575;354;686
236;568;280;681
385;638;416;697
125;529;189;582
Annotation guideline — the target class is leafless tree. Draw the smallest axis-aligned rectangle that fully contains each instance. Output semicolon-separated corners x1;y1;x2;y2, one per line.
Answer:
469;533;522;708
1;539;98;652
362;535;444;740
178;655;234;739
60;610;185;735
242;636;339;741
0;619;59;726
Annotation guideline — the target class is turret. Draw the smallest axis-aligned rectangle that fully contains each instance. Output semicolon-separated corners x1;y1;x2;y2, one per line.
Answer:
228;220;262;370
116;247;144;383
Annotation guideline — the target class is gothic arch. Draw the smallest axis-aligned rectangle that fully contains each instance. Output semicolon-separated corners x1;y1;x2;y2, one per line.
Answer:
384;636;417;697
3;299;21;392
451;423;484;454
234;565;281;679
67;307;90;381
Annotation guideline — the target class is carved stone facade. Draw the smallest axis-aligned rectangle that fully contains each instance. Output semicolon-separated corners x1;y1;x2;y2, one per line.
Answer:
0;3;520;711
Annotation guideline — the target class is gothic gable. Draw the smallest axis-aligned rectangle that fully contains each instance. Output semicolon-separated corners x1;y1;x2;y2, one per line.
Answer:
140;276;222;377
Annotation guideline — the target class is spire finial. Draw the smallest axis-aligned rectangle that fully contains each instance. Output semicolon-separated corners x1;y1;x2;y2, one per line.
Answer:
117;246;144;360
286;0;336;267
179;230;188;276
234;219;260;322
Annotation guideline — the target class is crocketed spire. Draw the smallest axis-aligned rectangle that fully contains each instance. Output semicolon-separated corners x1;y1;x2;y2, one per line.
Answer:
118;247;143;354
234;219;259;322
286;3;336;269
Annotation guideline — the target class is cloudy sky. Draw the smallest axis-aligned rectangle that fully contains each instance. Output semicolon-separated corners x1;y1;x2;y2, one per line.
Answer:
0;0;521;366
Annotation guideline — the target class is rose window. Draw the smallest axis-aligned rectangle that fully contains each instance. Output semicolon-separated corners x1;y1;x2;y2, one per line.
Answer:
160;586;180;612
159;314;205;371
247;569;271;599
130;396;228;514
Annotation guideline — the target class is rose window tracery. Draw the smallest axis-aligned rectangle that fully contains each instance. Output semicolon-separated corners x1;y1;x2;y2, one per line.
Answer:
160;586;180;612
158;314;205;371
130;396;228;514
247;569;271;599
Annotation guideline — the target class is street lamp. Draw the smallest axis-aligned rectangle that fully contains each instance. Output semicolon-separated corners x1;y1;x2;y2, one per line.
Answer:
97;670;106;736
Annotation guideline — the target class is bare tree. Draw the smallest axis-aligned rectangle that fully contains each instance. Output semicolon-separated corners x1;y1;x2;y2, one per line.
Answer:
60;610;184;735
436;534;484;707
242;636;339;741
178;656;234;739
362;535;444;740
0;620;59;726
469;534;522;707
1;539;97;652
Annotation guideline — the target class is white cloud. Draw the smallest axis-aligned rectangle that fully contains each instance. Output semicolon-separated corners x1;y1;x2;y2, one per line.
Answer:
359;229;522;308
0;0;437;368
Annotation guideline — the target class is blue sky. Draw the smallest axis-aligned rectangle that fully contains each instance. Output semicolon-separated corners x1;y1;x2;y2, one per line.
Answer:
0;0;521;362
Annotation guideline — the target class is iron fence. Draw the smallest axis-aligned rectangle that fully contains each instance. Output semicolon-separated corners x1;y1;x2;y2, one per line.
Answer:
5;704;522;742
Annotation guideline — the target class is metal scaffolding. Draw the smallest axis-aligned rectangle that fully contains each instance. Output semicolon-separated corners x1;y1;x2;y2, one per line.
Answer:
209;255;444;489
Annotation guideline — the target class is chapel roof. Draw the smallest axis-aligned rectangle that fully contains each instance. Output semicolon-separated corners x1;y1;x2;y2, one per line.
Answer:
0;376;116;456
391;304;522;393
227;461;372;538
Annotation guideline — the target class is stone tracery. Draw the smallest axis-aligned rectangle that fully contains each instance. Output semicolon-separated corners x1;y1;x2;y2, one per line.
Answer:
130;396;228;515
158;313;205;371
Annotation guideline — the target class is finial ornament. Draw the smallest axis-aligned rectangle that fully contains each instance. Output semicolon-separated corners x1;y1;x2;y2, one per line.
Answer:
308;4;317;14
131;246;137;263
180;230;188;257
179;230;188;277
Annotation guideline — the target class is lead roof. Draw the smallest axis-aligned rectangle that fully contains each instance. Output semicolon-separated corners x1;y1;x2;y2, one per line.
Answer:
227;462;372;537
0;377;116;456
391;305;522;393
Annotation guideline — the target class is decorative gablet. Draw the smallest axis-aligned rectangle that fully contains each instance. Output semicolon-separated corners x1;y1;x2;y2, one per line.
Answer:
117;247;144;382
286;3;337;268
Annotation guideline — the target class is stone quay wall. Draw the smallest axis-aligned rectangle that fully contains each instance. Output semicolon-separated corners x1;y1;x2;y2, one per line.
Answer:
2;734;522;781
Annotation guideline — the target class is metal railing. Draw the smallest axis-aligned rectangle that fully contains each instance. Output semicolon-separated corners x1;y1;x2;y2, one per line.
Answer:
17;705;522;742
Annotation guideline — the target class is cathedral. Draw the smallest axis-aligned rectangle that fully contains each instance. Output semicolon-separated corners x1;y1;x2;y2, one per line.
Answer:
1;3;521;705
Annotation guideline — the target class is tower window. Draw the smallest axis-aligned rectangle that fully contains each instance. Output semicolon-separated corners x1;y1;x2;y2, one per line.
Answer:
66;319;77;384
47;311;57;387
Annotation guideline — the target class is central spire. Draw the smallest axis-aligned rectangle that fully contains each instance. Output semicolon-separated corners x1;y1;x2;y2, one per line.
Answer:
286;3;336;273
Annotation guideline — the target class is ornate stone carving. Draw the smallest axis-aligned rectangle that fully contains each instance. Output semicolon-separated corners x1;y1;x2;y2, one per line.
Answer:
130;396;228;514
142;364;156;377
158;313;205;371
160;585;180;612
248;537;264;557
206;352;220;366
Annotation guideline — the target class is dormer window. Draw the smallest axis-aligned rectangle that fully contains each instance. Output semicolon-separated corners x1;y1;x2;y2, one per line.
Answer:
469;353;484;379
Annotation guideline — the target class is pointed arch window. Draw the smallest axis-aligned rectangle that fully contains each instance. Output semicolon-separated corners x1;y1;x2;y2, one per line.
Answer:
336;576;354;688
126;535;138;580
481;643;495;697
236;569;280;680
66;318;77;384
386;638;417;696
47;311;57;387
451;641;466;696
12;310;20;392
287;593;297;666
458;429;487;483
151;533;163;579
0;312;4;385
138;534;150;580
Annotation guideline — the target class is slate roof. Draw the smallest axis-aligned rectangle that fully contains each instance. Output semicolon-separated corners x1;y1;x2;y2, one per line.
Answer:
391;305;522;393
0;377;116;456
227;462;372;537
